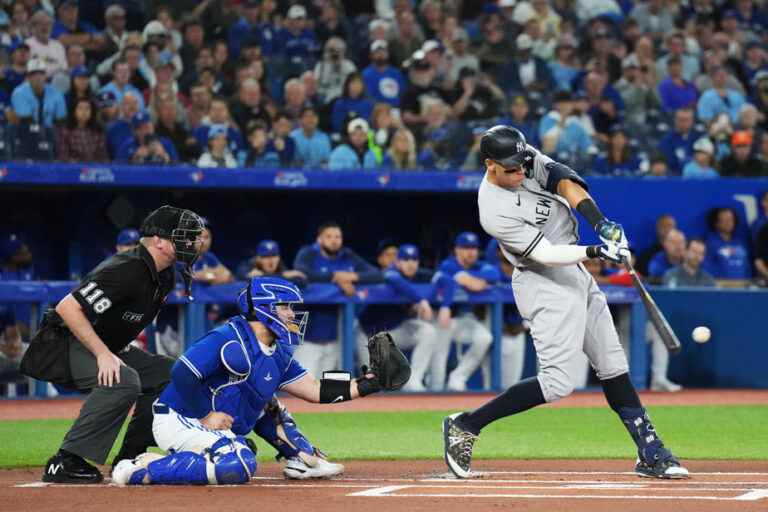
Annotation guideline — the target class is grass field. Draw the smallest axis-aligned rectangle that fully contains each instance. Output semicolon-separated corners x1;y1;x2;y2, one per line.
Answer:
2;405;767;469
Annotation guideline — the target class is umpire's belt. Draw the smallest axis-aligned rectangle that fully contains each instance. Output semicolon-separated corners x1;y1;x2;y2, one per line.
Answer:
152;403;169;415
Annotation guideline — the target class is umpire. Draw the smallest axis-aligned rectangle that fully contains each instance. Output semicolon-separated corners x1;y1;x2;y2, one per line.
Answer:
20;205;204;484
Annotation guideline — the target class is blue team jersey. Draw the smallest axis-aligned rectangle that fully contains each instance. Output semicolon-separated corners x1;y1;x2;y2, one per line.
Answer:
159;315;307;435
703;233;751;279
193;251;222;273
358;265;433;333
647;251;677;279
432;256;500;311
361;65;406;107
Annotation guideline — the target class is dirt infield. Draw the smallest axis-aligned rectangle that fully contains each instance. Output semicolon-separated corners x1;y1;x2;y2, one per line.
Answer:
4;389;768;420
3;459;768;512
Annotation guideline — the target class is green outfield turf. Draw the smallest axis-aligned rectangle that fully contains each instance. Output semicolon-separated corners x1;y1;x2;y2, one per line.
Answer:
1;405;766;468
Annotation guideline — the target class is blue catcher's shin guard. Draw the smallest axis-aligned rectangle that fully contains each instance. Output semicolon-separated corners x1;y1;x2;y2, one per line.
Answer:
253;398;316;460
145;451;210;485
207;436;258;485
618;407;665;462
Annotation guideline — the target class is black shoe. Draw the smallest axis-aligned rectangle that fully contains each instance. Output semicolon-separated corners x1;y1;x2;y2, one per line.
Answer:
635;447;690;479
442;413;478;479
42;452;103;484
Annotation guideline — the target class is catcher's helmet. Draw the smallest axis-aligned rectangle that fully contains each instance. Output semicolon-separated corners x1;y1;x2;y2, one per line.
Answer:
237;276;308;350
480;125;530;168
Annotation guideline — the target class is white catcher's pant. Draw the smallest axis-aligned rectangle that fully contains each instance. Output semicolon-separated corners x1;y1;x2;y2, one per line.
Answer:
430;313;493;390
357;318;438;388
292;341;339;378
152;403;238;454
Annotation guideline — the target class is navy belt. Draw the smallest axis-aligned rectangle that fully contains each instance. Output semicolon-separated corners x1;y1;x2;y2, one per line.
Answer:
152;403;169;415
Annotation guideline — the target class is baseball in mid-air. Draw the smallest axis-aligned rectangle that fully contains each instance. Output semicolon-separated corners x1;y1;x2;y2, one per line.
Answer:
692;326;711;343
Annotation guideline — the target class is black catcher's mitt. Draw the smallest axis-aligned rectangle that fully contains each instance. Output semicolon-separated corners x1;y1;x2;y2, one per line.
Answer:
366;331;411;391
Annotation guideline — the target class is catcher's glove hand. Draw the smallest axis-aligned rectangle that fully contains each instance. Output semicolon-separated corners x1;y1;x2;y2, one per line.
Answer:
357;331;411;396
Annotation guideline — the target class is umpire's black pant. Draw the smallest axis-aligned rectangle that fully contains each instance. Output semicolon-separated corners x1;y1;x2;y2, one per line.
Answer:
60;342;174;464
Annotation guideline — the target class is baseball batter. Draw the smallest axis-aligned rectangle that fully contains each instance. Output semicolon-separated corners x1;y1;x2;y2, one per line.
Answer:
442;126;689;480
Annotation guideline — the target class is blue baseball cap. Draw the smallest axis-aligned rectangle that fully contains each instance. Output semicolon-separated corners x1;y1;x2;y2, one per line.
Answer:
131;111;152;129
397;244;420;260
207;124;228;141
96;90;116;108
257;239;280;257
455;231;479;248
116;228;140;246
70;65;88;78
0;233;23;260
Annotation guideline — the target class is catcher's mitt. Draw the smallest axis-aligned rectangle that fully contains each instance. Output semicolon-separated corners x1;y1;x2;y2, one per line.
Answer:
366;331;411;391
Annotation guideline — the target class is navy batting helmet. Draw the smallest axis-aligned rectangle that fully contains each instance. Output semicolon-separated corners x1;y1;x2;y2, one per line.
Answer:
480;125;530;168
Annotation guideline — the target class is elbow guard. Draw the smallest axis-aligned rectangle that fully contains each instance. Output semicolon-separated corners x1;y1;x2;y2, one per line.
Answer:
545;161;588;194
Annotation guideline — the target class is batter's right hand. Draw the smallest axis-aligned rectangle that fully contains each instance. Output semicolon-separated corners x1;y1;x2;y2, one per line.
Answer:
97;352;125;387
592;243;630;264
201;411;234;430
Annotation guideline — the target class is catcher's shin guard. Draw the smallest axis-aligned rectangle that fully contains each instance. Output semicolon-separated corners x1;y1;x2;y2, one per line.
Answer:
144;451;211;485
254;398;316;460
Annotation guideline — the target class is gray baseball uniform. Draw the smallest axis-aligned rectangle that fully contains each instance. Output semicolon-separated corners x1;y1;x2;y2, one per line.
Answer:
478;151;628;403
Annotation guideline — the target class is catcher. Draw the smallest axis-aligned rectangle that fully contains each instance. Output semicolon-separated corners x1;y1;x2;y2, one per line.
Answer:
112;276;410;485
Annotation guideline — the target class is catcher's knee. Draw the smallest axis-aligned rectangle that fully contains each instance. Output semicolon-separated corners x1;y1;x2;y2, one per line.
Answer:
208;437;257;484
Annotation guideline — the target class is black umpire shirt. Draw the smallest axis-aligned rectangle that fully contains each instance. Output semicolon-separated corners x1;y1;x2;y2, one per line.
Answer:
68;244;175;354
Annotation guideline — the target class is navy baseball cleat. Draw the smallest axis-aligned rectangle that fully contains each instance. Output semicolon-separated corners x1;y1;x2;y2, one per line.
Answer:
635;447;690;479
42;451;103;484
442;413;478;479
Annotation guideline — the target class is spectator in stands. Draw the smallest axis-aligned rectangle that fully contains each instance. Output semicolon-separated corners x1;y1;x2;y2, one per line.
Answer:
538;90;594;160
0;232;33;281
52;0;102;51
595;125;643;176
752;71;768;116
548;34;579;92
658;107;700;174
5;42;30;93
683;137;719;178
227;78;271;136
10;57;66;128
695;48;745;96
362;39;406;108
447;28;478;83
197;124;238;168
383;127;417;170
461;126;489;171
194;97;245;155
751;191;768;242
476;12;513;81
389;9;425;66
115;228;140;253
417;98;463;169
704;207;752;281
369;102;397;156
663;238;716;287
375;239;399;271
314;37;356;105
648;228;686;284
697;66;747;124
269;111;296;166
452;67;505;122
96;4;126;62
290;104;331;168
647;154;670;176
331;72;374;133
7;2;30;44
754;219;768;286
655;31;700;82
314;1;348;48
186;83;212;130
630;0;675;45
100;59;145;111
155;98;200;163
616;54;660;127
115;111;178;164
64;65;92;108
400;51;446;127
178;17;205;74
282;78;306;120
329;117;378;170
25;10;66;79
719;130;768;177
499;94;539;147
292;221;382;376
55;97;108;163
241;119;279;168
274;5;318;77
430;231;499;391
657;56;699;115
235;239;307;286
105;91;139;157
501;33;553;98
300;70;321;109
741;41;768;94
192;222;234;285
637;214;677;275
226;0;261;61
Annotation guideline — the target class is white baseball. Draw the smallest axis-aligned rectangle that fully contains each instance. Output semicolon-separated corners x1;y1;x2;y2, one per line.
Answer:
692;326;711;343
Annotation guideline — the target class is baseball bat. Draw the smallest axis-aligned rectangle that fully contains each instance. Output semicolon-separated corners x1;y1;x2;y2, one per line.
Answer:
624;259;682;354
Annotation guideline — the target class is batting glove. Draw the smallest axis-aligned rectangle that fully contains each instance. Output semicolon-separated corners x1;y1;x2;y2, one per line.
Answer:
596;219;629;249
588;243;630;264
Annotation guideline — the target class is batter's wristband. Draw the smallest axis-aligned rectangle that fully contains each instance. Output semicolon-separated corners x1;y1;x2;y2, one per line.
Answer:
576;198;605;227
586;245;600;259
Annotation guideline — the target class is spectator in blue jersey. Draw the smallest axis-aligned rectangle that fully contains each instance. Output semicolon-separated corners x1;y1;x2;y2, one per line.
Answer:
742;41;768;93
538;90;594;160
274;5;318;77
593;125;644;176
328;117;378;170
115;228;140;254
697;66;747;124
655;32;700;83
270;111;296;166
682;137;719;178
548;34;580;92
115;111;178;164
292;221;382;377
704;207;752;281
51;0;101;50
227;0;263;61
331;72;374;133
10;57;66;128
0;233;34;344
657;57;699;115
104;91;139;158
498;94;540;148
658;107;700;174
732;0;768;33
357;244;437;392
430;232;500;391
197;124;238;168
235;239;307;286
241;119;280;169
4;43;30;94
362;39;406;108
99;59;145;111
647;229;686;284
290;105;331;169
192;222;234;286
193;97;245;156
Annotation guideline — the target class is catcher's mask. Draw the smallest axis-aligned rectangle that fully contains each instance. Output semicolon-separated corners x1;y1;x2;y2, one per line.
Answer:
237;276;308;352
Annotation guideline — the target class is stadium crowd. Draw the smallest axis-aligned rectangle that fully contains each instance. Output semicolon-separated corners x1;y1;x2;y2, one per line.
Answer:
0;0;766;174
